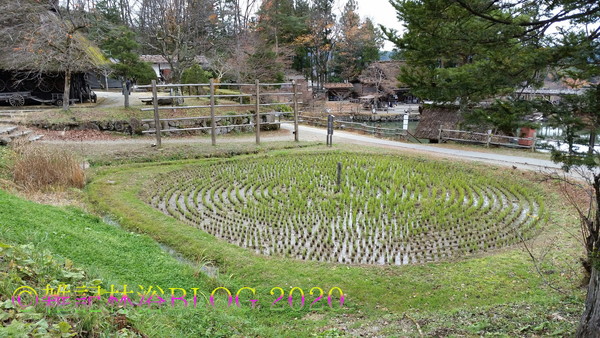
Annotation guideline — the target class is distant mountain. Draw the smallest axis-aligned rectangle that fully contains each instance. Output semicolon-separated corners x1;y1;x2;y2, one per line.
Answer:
379;51;393;61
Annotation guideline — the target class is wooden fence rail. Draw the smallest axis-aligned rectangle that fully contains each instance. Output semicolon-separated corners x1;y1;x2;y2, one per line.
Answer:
439;128;536;151
300;115;409;140
137;80;300;147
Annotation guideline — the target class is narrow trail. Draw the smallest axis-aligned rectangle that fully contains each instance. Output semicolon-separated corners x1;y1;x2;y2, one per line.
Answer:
282;123;564;172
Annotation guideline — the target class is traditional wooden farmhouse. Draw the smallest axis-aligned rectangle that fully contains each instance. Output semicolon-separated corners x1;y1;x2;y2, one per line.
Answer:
323;82;355;101
0;1;108;106
355;61;419;106
141;55;210;82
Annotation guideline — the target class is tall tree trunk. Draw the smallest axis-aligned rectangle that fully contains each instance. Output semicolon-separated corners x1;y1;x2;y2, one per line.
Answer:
578;174;600;337
577;266;600;337
62;69;71;111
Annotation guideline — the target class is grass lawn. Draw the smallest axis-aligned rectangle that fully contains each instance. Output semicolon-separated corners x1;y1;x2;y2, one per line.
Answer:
0;143;586;336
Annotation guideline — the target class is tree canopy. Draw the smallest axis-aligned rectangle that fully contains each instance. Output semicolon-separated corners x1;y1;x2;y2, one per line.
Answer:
382;0;554;105
384;0;599;335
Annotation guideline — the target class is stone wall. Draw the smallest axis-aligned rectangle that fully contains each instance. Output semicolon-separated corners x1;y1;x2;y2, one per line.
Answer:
28;115;280;135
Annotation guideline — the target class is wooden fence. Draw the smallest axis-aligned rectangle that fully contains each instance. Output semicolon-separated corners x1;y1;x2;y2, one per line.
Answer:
300;115;411;140
439;128;536;151
138;80;300;147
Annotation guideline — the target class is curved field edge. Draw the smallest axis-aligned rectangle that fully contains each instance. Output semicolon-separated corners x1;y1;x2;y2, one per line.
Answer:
141;152;547;265
86;149;583;332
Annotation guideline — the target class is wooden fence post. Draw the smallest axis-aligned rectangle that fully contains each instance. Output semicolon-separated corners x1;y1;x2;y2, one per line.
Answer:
293;80;299;142
337;162;342;190
437;125;442;143
123;81;130;108
486;130;492;148
151;80;161;148
255;79;260;145
210;79;216;146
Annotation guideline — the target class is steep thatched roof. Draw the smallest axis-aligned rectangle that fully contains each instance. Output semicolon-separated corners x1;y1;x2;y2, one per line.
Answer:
323;83;354;89
414;106;462;140
357;61;408;95
0;2;110;72
140;55;209;67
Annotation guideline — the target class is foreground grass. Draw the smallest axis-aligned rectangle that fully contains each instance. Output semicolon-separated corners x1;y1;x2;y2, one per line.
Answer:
0;141;586;336
84;146;584;335
0;188;327;336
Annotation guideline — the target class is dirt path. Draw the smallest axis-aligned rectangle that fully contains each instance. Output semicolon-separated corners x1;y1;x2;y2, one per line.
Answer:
39;120;594;177
282;123;570;173
94;90;149;108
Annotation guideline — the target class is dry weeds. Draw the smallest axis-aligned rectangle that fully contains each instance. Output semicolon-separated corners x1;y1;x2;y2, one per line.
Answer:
11;140;86;191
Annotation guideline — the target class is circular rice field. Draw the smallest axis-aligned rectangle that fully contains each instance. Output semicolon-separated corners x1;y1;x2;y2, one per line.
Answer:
143;153;547;265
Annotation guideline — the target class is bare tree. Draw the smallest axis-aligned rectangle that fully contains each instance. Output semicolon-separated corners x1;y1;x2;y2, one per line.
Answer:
137;0;216;83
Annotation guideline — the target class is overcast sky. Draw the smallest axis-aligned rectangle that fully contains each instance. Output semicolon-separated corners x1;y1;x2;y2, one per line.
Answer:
354;0;404;50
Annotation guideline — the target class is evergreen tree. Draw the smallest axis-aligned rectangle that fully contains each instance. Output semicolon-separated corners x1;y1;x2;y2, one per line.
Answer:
99;26;156;85
383;0;549;106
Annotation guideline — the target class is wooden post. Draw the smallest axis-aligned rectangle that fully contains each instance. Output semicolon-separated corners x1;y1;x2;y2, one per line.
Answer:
255;79;261;145
123;81;130;108
486;130;492;148
103;71;109;92
438;125;442;143
210;79;216;146
532;136;536;152
151;80;161;148
337;162;342;191
293;80;299;142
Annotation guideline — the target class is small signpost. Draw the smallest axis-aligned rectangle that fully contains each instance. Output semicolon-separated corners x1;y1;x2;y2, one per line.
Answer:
327;114;334;146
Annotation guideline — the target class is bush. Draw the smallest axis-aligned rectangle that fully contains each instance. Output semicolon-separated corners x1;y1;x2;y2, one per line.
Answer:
181;64;211;85
11;143;85;191
133;61;158;85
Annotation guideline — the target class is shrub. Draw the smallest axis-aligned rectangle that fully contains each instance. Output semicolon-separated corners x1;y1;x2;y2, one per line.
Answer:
181;64;211;85
11;143;85;191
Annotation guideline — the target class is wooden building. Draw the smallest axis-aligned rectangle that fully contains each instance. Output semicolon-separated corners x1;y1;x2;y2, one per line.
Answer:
323;83;355;101
0;2;108;106
355;61;418;106
0;70;96;106
140;55;210;83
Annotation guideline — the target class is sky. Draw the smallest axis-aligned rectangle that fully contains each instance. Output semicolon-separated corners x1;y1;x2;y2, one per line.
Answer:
354;0;404;50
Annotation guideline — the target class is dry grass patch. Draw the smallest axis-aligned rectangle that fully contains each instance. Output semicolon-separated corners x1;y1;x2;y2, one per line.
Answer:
11;141;85;191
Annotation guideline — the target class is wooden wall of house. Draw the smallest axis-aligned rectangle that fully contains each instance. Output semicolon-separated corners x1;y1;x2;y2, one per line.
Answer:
0;70;94;103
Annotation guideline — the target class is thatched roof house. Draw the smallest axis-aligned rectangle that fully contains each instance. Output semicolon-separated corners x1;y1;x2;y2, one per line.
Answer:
414;106;462;141
356;61;408;96
0;1;108;104
0;6;109;72
323;82;354;100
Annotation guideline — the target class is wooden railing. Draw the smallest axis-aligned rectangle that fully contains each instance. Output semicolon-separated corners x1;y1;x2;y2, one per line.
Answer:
137;80;301;147
300;115;410;140
439;129;536;151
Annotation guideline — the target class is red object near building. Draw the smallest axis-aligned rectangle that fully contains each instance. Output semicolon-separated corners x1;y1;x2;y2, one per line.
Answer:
518;127;536;146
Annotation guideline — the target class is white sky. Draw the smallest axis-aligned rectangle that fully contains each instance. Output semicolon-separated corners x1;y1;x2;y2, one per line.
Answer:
353;0;405;50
